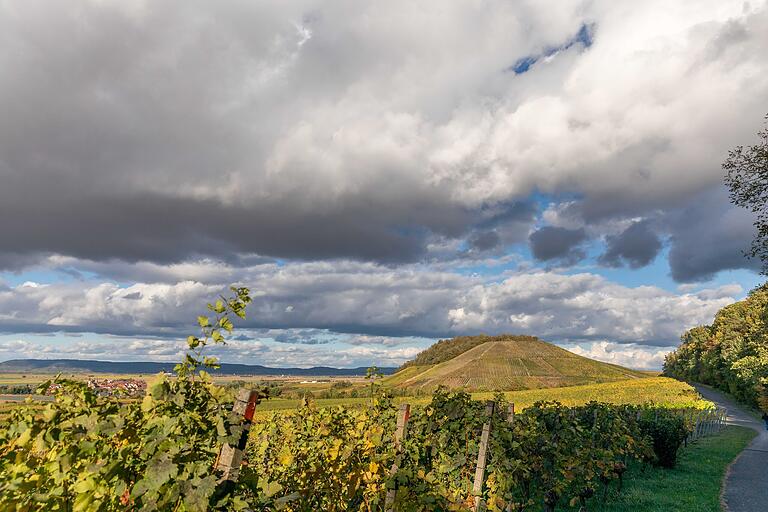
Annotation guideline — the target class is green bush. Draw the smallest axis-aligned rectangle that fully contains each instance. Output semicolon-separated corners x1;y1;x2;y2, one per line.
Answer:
638;413;689;468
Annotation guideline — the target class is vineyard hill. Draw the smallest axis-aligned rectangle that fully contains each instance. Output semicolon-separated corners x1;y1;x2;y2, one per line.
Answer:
385;335;647;392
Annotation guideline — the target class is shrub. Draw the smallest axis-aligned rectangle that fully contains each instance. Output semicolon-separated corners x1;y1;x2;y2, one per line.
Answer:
638;412;689;468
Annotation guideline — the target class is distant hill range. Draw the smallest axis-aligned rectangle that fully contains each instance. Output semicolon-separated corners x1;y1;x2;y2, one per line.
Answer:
385;334;647;392
0;359;396;377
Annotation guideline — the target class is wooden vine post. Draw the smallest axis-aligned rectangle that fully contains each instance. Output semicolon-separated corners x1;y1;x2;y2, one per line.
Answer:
472;401;496;512
693;412;700;441
385;403;411;512
503;404;516;512
215;389;263;492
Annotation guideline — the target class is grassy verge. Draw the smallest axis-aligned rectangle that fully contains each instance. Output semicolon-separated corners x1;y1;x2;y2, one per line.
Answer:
571;426;756;512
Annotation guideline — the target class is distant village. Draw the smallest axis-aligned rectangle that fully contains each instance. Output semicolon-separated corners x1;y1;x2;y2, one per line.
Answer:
86;378;147;397
44;378;147;398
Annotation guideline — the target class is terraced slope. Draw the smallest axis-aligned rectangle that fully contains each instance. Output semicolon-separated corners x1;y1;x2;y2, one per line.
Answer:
385;337;647;392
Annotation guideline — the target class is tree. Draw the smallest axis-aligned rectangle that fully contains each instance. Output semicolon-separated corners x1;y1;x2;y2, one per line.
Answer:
664;284;768;411
724;114;768;272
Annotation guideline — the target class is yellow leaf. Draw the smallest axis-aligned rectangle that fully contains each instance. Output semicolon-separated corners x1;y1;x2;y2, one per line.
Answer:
278;446;294;467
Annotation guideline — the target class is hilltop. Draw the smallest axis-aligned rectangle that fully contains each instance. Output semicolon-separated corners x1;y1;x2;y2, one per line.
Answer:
398;334;541;369
386;334;647;392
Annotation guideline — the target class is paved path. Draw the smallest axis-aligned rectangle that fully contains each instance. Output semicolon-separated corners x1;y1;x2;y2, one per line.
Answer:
693;384;768;512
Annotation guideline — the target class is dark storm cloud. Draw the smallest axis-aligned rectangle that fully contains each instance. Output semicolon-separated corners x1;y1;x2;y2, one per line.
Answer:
545;187;760;281
0;181;468;266
468;231;501;251
273;329;330;345
0;0;766;288
529;226;588;264
0;2;490;268
0;252;46;273
667;189;760;282
599;221;662;269
477;201;538;229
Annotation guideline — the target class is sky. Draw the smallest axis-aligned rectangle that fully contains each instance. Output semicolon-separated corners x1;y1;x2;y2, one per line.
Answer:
1;0;767;370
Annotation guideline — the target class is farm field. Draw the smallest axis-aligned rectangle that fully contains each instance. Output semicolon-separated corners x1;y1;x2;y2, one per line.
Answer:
0;372;367;386
0;372;371;404
253;375;707;412
1;375;708;415
0;374;707;425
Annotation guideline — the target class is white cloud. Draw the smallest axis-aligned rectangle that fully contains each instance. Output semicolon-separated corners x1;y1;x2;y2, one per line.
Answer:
0;262;739;348
565;341;671;370
447;272;734;344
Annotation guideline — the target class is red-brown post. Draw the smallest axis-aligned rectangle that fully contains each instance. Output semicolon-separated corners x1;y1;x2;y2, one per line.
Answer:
215;389;263;486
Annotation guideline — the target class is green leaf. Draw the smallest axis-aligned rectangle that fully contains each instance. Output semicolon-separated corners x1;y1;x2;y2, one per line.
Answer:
145;452;178;487
181;475;217;511
219;317;234;332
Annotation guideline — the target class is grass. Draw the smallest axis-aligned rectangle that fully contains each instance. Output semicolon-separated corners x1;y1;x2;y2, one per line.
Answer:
569;426;756;512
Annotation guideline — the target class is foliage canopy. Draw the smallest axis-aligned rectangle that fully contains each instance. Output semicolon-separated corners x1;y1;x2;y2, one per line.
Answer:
724;113;768;272
664;284;768;411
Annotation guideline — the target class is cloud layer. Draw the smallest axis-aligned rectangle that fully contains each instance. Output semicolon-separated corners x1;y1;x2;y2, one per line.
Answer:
0;0;766;277
1;1;766;368
0;261;737;346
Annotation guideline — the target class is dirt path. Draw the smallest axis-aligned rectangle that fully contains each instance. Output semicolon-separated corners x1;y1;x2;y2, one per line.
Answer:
693;384;768;512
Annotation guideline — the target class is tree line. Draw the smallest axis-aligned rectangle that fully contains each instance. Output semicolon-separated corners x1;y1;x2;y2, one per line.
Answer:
664;284;768;412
